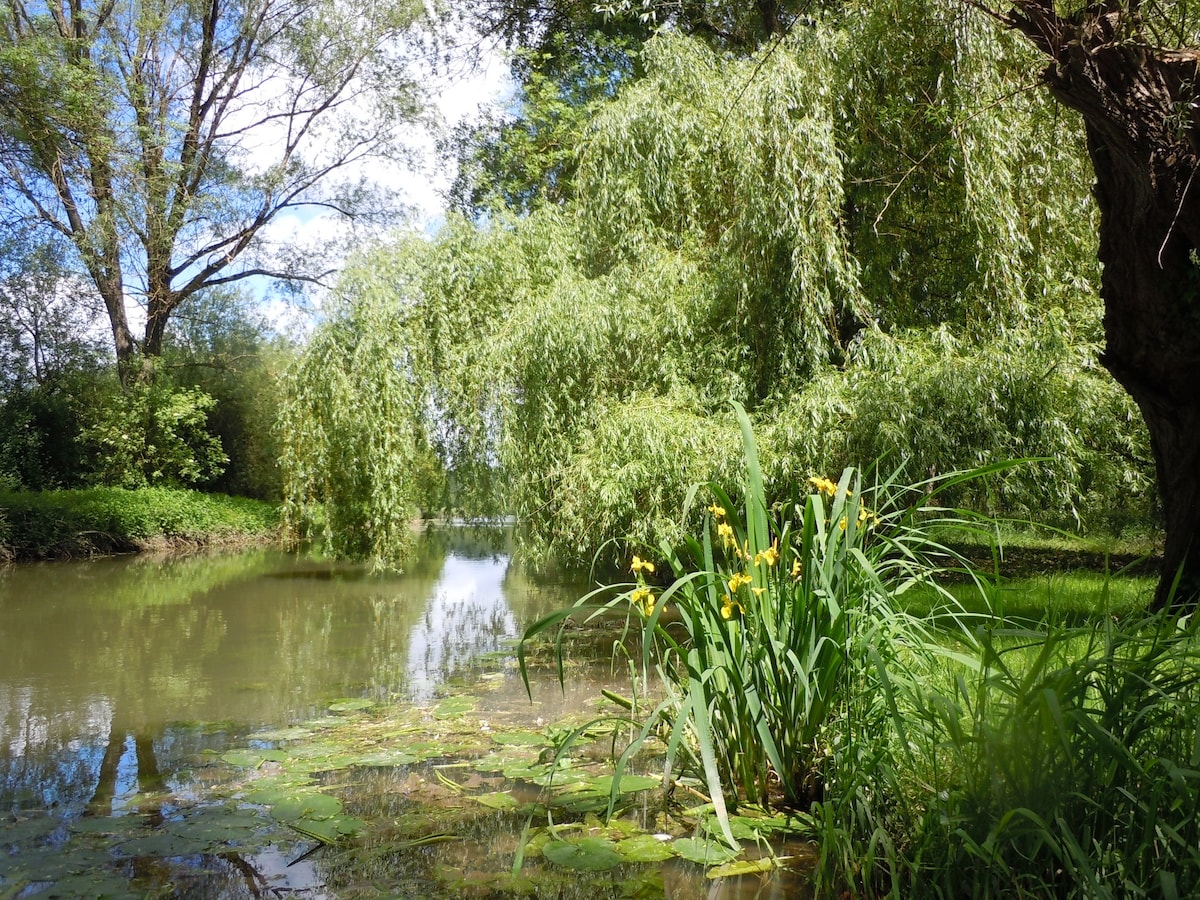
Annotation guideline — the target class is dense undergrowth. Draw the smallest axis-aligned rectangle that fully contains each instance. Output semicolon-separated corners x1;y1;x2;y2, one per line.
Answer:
0;487;280;561
525;405;1197;898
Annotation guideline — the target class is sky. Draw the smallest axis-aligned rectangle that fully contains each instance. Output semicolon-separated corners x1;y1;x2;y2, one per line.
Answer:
253;28;516;336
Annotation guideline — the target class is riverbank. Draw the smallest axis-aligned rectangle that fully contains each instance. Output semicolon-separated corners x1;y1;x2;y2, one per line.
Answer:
0;486;281;562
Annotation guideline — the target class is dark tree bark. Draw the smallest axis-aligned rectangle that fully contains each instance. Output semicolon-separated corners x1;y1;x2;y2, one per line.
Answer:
998;1;1200;608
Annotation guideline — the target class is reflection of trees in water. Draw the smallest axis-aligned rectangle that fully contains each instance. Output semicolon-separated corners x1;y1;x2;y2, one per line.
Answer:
405;554;516;703
0;542;589;820
419;522;514;562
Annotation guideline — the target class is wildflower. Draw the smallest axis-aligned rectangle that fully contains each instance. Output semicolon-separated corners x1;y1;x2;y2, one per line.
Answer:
791;558;802;578
838;516;847;532
808;475;851;498
807;475;838;497
721;597;744;619
754;540;780;567
631;555;655;575
717;522;735;547
707;503;726;519
858;507;879;528
631;587;655;616
728;572;753;593
752;587;766;597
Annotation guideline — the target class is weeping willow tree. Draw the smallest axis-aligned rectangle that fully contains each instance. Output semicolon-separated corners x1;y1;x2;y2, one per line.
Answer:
279;11;1152;570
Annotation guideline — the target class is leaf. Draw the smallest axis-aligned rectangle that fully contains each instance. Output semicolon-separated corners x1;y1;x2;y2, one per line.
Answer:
220;748;288;768
474;791;519;810
542;837;624;871
270;792;343;822
672;837;740;865
616;834;677;862
707;856;784;879
432;696;477;719
328;698;376;713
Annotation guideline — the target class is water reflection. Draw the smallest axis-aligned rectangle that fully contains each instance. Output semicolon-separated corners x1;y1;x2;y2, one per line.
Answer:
0;528;588;818
405;553;515;702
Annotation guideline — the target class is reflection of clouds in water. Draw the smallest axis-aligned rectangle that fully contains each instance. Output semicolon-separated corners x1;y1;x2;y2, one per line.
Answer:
405;553;517;703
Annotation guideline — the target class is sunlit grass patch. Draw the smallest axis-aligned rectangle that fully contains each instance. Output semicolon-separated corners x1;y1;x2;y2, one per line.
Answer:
903;571;1155;622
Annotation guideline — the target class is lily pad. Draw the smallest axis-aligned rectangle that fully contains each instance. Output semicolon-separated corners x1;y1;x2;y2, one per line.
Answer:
348;748;418;767
432;696;477;719
542;837;623;871
271;792;343;822
249;726;314;742
707;856;785;879
329;698;376;713
69;815;142;836
30;870;143;899
168;807;266;844
724;810;815;840
3;814;58;843
581;774;661;795
220;747;288;768
287;814;366;843
491;731;545;747
117;831;211;857
0;844;111;880
473;791;519;811
616;833;677;863
672;837;740;866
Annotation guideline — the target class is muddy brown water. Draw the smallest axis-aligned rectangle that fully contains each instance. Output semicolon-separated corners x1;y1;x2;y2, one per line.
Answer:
1;527;811;898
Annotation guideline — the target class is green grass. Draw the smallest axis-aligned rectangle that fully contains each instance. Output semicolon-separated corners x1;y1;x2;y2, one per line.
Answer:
902;571;1156;622
0;487;281;560
929;520;1160;572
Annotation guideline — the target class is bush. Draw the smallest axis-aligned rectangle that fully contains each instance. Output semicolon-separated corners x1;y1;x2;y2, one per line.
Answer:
0;487;279;559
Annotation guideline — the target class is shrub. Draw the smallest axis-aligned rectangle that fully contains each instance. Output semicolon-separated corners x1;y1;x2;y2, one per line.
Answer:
0;487;279;559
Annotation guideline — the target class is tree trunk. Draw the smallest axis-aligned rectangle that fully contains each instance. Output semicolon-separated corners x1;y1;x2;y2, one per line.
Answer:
97;274;139;388
1008;2;1200;607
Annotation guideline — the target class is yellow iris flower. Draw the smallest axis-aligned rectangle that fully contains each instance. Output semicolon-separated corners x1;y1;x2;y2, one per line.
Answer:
754;541;780;567
631;555;655;575
631;587;655;616
728;572;753;593
707;503;726;519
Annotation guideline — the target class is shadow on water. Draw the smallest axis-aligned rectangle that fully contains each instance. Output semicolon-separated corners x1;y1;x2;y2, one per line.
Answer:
0;526;813;897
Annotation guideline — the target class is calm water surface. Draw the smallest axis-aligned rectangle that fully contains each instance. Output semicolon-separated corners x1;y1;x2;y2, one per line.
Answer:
0;527;588;819
0;528;810;899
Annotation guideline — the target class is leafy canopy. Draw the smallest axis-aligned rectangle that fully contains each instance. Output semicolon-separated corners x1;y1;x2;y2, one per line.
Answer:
281;16;1150;568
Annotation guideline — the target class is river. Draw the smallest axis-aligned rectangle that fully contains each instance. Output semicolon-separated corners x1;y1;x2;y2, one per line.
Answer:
0;527;810;898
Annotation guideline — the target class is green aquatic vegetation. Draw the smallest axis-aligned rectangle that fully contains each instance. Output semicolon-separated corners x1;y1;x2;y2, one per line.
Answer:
0;803;281;899
522;401;989;847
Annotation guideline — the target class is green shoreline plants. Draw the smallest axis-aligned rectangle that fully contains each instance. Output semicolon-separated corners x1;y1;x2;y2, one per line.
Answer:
523;402;988;843
0;487;280;560
528;404;1200;897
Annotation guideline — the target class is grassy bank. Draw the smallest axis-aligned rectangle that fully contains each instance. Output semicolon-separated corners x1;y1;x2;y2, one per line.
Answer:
0;487;281;561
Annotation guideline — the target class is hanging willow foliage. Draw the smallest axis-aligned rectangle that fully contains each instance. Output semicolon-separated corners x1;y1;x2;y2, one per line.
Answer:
279;20;1150;569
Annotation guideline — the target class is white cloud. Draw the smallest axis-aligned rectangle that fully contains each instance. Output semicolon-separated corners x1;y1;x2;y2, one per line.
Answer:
160;22;511;338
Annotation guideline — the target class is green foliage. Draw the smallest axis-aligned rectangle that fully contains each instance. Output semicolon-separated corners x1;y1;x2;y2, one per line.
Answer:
79;380;228;489
446;32;637;216
520;405;998;853
811;610;1200;897
164;289;290;500
576;31;865;389
281;23;1150;569
764;323;1155;534
0;486;279;559
278;261;430;567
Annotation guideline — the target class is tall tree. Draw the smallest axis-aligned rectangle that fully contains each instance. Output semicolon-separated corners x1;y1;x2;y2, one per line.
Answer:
973;1;1200;606
0;0;427;384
